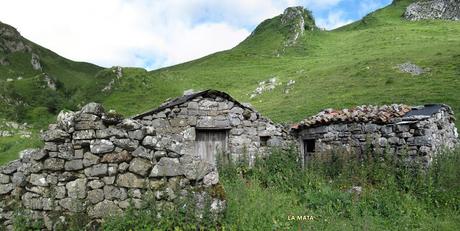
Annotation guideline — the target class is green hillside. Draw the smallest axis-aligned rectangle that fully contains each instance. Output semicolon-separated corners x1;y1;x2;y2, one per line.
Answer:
102;0;459;125
0;21;116;125
1;0;459;162
0;21;116;161
2;1;460;230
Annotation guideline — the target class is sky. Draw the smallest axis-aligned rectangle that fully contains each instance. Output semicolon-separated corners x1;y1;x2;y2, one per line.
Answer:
0;0;392;70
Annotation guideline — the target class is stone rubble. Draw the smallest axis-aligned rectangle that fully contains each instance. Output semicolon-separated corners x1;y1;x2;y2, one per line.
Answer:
250;77;280;99
396;62;429;76
0;120;32;138
250;78;296;98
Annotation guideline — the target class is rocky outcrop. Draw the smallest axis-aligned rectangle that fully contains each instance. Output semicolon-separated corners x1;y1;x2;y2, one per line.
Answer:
0;21;31;54
31;53;42;71
0;21;44;72
280;6;316;46
396;62;429;76
102;66;123;92
0;120;32;138
404;0;460;21
42;74;56;90
249;77;296;98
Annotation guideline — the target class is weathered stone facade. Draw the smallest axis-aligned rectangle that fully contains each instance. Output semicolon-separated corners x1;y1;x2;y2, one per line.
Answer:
132;90;292;164
293;104;458;168
0;90;292;229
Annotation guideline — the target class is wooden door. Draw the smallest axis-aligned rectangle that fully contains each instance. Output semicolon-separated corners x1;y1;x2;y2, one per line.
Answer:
195;129;228;165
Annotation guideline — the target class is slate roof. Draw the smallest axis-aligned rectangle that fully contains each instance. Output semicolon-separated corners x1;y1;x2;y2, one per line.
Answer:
292;104;451;130
403;104;444;119
131;89;250;119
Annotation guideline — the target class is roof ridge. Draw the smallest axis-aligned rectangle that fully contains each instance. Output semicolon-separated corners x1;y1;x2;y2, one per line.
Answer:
131;89;250;119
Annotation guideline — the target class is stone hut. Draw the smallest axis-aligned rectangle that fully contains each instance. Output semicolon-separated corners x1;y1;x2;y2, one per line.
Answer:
132;89;292;164
292;104;458;168
0;89;292;230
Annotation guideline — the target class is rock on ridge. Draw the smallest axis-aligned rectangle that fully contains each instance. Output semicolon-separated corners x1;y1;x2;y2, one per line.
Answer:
280;6;316;46
0;21;32;54
404;0;460;21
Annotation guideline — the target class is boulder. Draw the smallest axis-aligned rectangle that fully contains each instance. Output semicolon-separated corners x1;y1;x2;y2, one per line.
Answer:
88;189;104;204
150;157;183;177
19;149;47;161
66;178;87;199
88;180;104;189
84;164;108;177
101;150;132;163
43;158;65;171
103;185;127;200
29;173;48;187
65;159;84;171
73;130;96;140
132;146;153;160
83;152;100;167
116;172;145;188
0;174;9;184
81;103;105;116
88;200;122;218
59;198;84;212
203;171;219;186
41;129;69;142
128;158;153;176
0;184;14;195
142;136;158;149
90;140;115;154
57;110;75;132
111;138;139;151
96;128;128;139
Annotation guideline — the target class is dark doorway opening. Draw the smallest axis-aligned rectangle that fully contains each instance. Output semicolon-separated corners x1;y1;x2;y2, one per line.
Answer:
303;139;316;165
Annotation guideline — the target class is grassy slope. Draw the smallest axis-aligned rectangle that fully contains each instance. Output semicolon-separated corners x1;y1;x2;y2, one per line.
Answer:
104;0;460;125
0;44;107;120
0;24;111;162
1;0;460;162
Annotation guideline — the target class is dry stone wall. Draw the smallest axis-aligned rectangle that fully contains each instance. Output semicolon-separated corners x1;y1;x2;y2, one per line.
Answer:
0;103;225;230
296;106;458;167
0;92;293;230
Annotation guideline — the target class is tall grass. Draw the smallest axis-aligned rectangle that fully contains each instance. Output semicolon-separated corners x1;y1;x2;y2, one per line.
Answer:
218;147;460;230
14;147;460;230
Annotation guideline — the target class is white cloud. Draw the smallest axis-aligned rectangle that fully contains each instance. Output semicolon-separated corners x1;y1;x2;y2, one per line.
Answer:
359;0;389;15
298;0;344;9
316;11;353;30
0;0;347;69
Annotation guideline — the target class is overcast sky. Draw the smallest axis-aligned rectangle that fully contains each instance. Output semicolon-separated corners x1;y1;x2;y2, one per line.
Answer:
0;0;391;70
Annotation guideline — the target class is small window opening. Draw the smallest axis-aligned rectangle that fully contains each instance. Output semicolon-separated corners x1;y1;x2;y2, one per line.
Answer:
260;136;270;147
304;139;315;153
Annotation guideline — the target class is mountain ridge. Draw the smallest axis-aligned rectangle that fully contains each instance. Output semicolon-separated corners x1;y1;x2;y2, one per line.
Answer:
0;0;459;162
